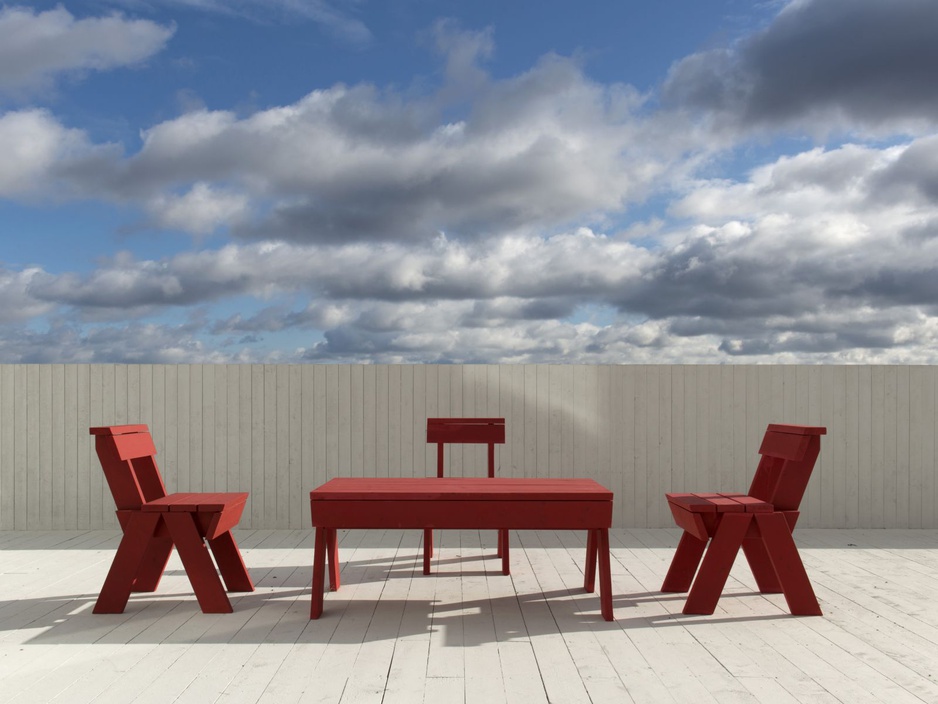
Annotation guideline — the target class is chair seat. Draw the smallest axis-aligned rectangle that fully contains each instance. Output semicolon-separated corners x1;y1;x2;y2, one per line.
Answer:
141;492;249;512
666;492;773;513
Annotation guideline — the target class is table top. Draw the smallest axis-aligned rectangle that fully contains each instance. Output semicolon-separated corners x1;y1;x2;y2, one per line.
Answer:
310;477;613;501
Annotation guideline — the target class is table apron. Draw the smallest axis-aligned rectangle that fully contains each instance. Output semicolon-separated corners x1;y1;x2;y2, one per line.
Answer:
311;499;612;530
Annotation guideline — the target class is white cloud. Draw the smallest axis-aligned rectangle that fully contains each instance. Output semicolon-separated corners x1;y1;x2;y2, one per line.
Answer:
0;5;174;96
0;109;98;197
6;40;667;242
147;182;251;234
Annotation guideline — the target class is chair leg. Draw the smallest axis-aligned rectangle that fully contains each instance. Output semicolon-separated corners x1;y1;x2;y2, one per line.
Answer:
131;535;173;593
683;513;752;615
661;530;708;592
208;531;254;592
742;536;782;593
94;512;162;614
163;513;232;613
755;512;822;615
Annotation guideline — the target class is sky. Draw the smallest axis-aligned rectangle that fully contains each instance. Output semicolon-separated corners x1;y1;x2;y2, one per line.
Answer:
1;0;938;365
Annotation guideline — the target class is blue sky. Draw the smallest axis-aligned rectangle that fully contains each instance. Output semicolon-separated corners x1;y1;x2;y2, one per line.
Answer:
2;0;938;364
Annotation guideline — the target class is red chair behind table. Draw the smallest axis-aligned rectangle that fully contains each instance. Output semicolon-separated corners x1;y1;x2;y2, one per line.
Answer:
662;423;826;615
91;424;254;613
424;418;508;575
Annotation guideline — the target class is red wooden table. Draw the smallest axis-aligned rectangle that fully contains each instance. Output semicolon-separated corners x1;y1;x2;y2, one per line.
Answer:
309;477;615;620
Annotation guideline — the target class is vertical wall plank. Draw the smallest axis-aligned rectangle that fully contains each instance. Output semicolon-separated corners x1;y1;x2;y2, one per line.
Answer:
375;365;388;477
655;365;672;528
633;365;648;527
682;365;698;493
0;367;13;529
62;366;78;530
189;365;204;493
202;365;216;492
670;366;685;497
411;364;425;476
235;365;251;526
266;364;280;527
908;366;925;528
400;365;414;476
288;365;302;528
275;365;290;527
362;364;376;477
337;365;352;481
896;366;910;527
387;365;400;476
250;364;264;527
50;365;64;529
643;365;660;526
549;365;563;478
211;365;226;492
844;365;860;528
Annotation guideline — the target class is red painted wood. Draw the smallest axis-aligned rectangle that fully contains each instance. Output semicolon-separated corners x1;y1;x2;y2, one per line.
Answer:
682;513;753;614
309;477;614;621
662;422;825;616
661;530;708;593
426;418;506;570
90;424;254;614
310;527;326;619
754;512;822;615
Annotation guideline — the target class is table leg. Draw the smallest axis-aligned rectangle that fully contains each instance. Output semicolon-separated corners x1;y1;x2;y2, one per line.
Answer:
423;529;433;575
584;529;597;593
500;529;510;575
311;527;326;619
597;528;613;621
326;528;340;591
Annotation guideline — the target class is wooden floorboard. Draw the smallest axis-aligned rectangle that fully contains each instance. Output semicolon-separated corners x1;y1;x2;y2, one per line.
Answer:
1;529;937;704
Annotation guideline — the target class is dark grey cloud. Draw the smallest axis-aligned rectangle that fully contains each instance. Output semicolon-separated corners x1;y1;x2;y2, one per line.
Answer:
663;0;938;133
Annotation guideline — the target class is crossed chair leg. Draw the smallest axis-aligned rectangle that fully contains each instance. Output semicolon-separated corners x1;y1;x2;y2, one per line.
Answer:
662;511;821;616
94;511;254;614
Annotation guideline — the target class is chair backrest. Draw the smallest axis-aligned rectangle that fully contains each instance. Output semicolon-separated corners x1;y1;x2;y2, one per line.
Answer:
747;423;826;511
90;425;167;510
427;418;506;478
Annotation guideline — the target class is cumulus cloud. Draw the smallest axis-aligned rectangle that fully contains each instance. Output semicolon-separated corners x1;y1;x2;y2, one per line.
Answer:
5;37;662;243
0;266;57;322
0;5;174;96
0;109;112;197
146;182;251;235
662;0;938;135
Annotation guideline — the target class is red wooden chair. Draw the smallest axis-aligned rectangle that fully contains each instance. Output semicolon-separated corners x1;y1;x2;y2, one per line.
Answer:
661;423;826;615
90;425;254;614
424;418;508;574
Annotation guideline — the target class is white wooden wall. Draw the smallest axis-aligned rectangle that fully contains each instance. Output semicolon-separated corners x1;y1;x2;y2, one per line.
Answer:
0;365;935;530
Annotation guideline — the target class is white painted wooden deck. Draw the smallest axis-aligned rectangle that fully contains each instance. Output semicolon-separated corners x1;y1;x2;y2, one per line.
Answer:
1;528;936;703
